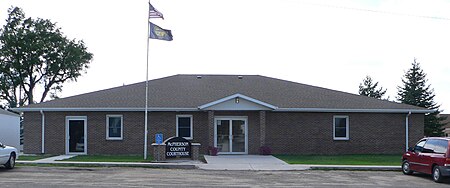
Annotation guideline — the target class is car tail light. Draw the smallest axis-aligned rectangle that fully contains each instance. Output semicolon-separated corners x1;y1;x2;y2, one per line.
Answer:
446;158;450;167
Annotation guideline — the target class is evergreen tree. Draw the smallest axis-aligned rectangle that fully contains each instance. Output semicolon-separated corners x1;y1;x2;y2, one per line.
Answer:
359;75;387;99
397;59;446;136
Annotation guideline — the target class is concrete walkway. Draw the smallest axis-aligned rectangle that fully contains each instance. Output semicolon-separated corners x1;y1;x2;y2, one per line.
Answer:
17;154;400;171
199;155;310;171
33;155;78;162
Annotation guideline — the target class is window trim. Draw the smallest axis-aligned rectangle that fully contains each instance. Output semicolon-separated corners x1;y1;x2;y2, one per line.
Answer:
333;115;349;140
176;115;193;140
106;115;123;140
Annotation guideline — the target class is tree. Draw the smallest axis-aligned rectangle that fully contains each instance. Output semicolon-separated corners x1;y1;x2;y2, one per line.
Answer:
358;75;387;99
397;59;446;136
0;7;93;107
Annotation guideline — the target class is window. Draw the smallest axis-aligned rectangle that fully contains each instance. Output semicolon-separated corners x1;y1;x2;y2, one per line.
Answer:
333;116;349;140
106;115;123;140
414;140;426;153
423;139;448;154
176;115;193;139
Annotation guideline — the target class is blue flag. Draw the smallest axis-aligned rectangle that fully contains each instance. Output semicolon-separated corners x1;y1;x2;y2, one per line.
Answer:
149;22;173;41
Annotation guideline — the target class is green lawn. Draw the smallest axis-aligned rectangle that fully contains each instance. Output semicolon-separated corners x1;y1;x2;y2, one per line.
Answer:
18;154;55;161
274;154;401;166
61;155;153;162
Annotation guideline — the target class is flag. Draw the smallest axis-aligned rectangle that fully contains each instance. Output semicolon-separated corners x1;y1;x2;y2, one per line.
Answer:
149;2;164;19
149;22;173;41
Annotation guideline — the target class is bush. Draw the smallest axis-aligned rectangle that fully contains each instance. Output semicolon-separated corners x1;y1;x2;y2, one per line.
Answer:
208;146;219;156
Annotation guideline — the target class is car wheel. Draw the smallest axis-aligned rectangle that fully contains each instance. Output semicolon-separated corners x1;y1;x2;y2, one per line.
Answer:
5;153;16;169
433;166;444;183
402;160;413;175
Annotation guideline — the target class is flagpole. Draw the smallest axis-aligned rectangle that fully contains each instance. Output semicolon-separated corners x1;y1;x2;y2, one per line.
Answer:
144;0;151;160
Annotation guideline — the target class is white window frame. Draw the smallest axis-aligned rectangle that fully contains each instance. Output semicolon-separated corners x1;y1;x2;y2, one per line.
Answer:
333;115;349;140
65;116;87;155
106;115;123;140
176;115;193;140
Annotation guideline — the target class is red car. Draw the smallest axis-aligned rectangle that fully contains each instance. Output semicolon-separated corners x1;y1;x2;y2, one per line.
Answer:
402;137;450;183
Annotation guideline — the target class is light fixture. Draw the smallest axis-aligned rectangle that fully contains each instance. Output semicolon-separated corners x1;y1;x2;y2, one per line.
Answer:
235;97;240;104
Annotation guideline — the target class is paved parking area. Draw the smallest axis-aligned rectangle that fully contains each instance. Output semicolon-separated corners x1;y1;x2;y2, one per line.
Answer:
0;166;449;187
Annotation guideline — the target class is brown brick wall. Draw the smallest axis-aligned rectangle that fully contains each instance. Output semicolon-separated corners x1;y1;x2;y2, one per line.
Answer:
23;112;42;154
147;111;209;155
23;111;210;155
24;111;145;155
207;111;214;147
22;111;424;155
265;112;424;154
260;111;266;147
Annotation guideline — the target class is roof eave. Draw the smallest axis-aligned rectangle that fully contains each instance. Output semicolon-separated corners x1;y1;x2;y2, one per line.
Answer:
275;108;435;113
13;107;435;113
13;107;199;112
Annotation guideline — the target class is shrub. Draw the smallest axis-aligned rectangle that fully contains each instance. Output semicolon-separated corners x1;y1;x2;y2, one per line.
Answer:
208;146;219;156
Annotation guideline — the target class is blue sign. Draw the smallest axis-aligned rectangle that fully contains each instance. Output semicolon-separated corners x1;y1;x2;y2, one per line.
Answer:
155;133;163;144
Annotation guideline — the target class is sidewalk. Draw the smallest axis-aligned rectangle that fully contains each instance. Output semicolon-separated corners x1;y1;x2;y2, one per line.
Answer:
33;154;77;162
198;155;310;170
305;164;401;171
17;155;199;169
16;155;401;171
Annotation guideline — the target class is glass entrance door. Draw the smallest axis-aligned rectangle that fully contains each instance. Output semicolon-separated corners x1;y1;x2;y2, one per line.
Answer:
66;117;87;154
231;120;246;153
215;117;248;154
216;120;230;153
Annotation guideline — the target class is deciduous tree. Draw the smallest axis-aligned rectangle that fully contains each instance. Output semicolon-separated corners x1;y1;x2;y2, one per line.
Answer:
0;7;93;107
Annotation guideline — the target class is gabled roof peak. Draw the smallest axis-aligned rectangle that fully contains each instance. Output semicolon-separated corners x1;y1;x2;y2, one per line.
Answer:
198;93;278;110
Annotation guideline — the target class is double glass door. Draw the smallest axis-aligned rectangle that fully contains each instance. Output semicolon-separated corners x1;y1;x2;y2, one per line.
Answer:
215;117;247;154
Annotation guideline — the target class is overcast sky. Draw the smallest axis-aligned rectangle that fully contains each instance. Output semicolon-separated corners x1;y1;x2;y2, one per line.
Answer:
0;0;449;113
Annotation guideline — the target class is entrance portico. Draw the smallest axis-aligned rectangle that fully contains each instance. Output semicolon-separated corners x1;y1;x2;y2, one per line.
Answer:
200;94;274;154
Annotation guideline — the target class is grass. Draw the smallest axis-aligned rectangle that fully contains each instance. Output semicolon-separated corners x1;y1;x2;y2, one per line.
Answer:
18;154;55;161
274;154;402;166
16;163;102;168
61;155;153;163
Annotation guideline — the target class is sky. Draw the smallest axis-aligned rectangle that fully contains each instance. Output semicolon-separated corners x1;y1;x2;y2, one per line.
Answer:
0;0;449;113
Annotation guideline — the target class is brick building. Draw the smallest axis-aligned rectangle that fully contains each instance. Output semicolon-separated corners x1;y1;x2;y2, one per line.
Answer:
441;114;450;137
16;75;433;155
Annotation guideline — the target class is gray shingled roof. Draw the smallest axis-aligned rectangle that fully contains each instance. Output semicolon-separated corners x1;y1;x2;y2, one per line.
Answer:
18;74;428;112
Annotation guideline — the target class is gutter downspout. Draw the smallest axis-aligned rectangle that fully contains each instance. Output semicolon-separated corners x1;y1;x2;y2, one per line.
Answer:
40;110;45;154
406;111;411;152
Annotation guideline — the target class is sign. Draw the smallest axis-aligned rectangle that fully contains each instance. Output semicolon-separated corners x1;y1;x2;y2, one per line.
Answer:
155;133;163;144
165;137;191;158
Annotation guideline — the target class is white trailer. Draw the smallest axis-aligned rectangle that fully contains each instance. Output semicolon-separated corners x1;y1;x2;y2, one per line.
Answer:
0;109;20;150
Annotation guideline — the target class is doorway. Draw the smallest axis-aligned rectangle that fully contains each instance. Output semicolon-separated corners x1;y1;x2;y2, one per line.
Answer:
66;116;87;154
214;117;248;154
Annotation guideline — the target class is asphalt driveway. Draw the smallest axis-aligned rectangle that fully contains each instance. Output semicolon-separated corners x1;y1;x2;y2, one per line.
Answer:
0;166;449;187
